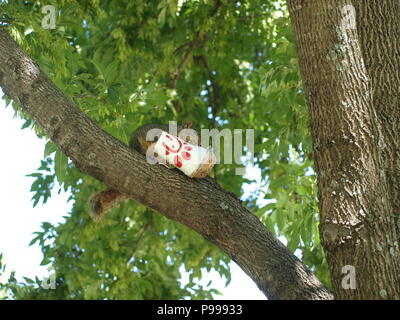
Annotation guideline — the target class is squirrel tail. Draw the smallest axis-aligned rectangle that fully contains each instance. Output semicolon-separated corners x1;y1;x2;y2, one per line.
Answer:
90;188;128;220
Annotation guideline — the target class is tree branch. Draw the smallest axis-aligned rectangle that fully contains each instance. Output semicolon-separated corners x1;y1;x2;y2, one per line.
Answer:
195;54;219;113
171;0;222;88
0;29;333;300
170;31;201;89
169;0;223;113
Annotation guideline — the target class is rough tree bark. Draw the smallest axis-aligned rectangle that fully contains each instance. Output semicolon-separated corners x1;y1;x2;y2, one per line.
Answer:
0;29;333;300
288;0;400;299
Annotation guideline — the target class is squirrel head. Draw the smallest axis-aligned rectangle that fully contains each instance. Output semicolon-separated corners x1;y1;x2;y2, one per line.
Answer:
178;120;199;146
182;120;192;129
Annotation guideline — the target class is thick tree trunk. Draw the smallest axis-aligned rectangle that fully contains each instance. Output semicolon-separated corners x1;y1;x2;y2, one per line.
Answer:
0;29;333;300
288;0;400;299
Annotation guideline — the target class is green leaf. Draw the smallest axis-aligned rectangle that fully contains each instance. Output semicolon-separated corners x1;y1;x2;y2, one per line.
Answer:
44;141;58;158
31;195;39;208
107;86;120;104
23;277;35;284
28;237;39;246
54;150;68;185
158;7;167;26
104;60;120;84
21;119;32;130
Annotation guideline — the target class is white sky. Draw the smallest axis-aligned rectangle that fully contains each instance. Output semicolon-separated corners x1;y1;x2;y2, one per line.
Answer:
0;92;266;300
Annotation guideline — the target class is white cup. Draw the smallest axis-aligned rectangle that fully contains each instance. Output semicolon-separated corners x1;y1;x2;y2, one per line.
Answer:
152;131;216;178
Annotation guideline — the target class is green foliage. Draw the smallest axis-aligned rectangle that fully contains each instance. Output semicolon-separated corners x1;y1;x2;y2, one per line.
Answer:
0;0;331;299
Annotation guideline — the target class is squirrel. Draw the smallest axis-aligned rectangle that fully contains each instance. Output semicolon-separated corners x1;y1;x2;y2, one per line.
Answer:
90;121;199;219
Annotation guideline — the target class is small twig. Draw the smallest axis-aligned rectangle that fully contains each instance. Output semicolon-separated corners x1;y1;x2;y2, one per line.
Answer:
170;31;201;89
170;0;222;93
173;41;191;55
131;222;152;255
196;54;219;112
210;0;223;17
194;53;222;181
